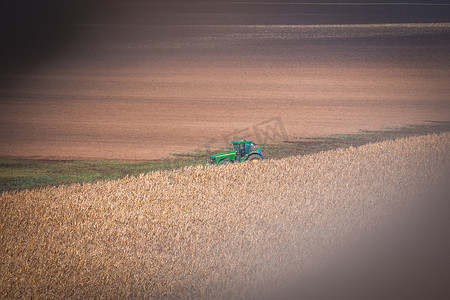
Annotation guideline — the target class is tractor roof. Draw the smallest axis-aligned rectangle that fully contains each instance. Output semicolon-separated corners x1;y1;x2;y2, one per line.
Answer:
232;140;253;144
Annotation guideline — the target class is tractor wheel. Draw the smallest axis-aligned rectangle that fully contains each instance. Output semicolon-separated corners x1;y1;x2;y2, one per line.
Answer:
219;159;233;165
247;154;262;162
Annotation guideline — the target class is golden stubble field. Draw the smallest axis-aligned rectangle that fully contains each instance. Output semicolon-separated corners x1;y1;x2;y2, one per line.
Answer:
1;133;449;298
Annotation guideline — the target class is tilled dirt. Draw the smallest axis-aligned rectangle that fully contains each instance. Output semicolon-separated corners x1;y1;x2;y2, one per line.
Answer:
1;63;449;160
1;21;450;160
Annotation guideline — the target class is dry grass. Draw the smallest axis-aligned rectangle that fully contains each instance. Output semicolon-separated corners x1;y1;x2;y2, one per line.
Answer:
1;133;449;299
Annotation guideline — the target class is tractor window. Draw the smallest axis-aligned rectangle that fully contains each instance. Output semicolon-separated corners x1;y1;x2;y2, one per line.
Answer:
233;144;240;152
245;143;251;153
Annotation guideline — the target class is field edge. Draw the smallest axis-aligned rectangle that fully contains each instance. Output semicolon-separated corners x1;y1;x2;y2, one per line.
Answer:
1;121;449;193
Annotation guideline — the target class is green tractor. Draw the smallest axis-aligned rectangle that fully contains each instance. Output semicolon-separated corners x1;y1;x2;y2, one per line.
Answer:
209;140;263;165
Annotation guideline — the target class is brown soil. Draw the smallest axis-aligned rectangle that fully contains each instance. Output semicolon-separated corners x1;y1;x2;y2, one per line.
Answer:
1;20;450;160
1;62;449;160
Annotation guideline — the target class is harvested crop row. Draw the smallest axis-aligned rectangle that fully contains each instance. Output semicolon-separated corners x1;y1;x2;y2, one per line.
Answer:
1;133;449;299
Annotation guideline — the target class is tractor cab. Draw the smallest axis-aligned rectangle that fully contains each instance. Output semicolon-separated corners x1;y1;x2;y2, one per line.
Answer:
233;141;254;159
209;140;263;165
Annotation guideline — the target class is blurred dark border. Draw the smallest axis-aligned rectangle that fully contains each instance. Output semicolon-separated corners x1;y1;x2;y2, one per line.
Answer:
0;0;99;71
266;181;450;300
2;0;450;72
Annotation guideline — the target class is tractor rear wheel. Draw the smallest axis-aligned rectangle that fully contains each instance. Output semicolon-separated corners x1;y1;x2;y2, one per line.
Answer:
247;154;262;162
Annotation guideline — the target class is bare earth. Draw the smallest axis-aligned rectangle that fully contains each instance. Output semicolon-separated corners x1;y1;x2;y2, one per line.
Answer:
2;62;449;160
1;10;450;160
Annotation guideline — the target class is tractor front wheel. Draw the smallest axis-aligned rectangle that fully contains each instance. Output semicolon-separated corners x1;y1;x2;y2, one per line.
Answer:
247;154;262;162
219;159;233;165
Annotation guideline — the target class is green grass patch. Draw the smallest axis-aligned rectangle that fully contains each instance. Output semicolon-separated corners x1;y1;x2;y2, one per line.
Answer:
0;148;225;192
264;122;450;159
358;129;379;133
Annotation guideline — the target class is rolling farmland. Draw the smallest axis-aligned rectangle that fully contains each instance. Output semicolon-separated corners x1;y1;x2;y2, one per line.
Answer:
1;133;449;298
